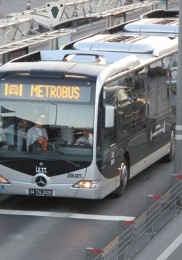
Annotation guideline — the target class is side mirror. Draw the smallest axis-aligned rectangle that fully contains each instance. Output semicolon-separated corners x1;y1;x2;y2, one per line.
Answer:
104;105;114;128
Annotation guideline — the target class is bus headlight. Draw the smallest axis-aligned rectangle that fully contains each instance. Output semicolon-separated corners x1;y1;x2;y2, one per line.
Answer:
0;175;10;184
72;180;101;189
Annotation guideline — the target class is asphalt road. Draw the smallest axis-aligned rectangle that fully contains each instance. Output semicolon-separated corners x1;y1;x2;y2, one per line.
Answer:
0;159;175;260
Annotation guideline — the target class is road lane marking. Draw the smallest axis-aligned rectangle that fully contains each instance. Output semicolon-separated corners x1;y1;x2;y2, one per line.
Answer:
0;209;135;221
156;233;182;260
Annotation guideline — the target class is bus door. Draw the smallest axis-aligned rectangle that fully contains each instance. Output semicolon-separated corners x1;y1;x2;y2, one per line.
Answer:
100;87;123;190
119;72;148;167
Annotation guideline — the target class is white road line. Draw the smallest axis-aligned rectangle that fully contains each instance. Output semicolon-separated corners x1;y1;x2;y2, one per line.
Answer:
156;233;182;260
0;209;135;221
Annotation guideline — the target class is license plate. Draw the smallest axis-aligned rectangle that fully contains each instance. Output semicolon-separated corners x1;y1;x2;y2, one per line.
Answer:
29;189;53;197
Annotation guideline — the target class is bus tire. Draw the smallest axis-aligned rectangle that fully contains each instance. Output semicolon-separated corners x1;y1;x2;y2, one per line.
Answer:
164;130;175;162
113;158;128;197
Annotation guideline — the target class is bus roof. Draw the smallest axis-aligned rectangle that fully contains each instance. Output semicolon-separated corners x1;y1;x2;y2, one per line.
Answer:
0;51;141;83
0;32;178;84
123;18;178;35
67;34;178;56
140;9;179;19
105;9;179;37
0;60;103;80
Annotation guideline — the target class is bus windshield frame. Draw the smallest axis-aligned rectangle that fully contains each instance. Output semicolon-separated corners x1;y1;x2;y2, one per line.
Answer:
0;76;96;163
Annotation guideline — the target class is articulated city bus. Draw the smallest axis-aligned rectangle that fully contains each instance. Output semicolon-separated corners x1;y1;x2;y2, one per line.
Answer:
105;9;179;37
0;35;177;199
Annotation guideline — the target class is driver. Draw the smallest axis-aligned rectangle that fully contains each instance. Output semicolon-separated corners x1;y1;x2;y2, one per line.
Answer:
74;130;93;145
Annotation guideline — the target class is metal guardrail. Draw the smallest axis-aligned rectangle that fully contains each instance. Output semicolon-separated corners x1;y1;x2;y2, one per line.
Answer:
85;174;182;260
0;29;73;65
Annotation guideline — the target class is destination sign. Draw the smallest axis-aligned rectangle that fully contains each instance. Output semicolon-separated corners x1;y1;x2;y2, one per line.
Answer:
1;83;91;102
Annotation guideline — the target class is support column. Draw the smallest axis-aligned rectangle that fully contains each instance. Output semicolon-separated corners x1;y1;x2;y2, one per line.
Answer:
146;195;161;234
118;220;135;260
26;0;31;10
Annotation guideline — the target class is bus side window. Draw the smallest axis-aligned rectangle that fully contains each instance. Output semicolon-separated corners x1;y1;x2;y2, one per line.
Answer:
157;58;171;116
103;129;115;150
0;117;2;144
117;87;135;141
166;54;177;101
1;117;27;151
148;63;158;121
134;68;148;129
102;86;116;148
2;117;16;150
148;59;171;120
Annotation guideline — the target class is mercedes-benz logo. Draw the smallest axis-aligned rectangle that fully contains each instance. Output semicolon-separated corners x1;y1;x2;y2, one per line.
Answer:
35;176;47;187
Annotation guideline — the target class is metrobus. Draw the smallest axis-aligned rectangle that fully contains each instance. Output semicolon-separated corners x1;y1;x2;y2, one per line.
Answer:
105;9;179;37
0;35;177;199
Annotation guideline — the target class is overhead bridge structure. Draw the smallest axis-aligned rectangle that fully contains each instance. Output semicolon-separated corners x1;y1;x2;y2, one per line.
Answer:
0;0;159;64
6;0;159;29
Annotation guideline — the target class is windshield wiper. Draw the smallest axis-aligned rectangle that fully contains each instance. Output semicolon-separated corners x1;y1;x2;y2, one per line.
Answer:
33;151;81;167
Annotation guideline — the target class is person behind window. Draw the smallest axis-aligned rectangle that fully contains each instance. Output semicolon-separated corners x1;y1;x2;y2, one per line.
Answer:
74;130;93;146
26;118;48;152
2;119;27;151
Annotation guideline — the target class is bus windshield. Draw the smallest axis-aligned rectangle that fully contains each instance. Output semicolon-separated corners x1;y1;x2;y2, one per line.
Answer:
0;78;95;162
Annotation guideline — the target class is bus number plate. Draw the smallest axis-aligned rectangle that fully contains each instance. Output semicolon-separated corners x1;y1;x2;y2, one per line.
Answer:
29;189;53;197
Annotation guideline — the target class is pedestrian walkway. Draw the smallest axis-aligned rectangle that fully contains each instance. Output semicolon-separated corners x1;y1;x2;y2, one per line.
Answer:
134;211;182;260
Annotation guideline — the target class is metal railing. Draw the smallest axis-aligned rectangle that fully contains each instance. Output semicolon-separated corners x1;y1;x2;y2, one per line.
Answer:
1;0;159;45
85;174;182;260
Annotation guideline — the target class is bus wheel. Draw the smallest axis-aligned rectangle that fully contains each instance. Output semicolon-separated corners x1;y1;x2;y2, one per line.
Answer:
164;130;175;162
113;159;128;197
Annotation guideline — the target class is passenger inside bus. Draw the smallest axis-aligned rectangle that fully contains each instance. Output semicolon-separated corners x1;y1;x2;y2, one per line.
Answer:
2;118;27;151
26;117;48;152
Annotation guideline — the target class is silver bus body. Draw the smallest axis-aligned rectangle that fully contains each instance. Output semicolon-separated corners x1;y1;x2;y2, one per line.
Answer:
0;32;177;199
